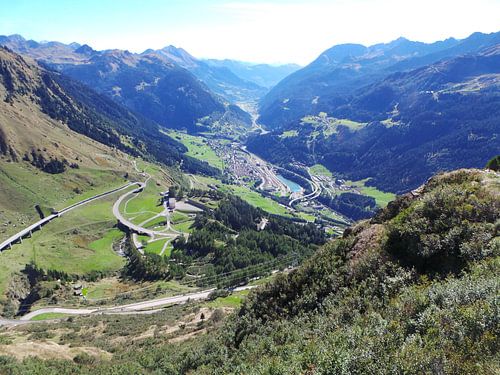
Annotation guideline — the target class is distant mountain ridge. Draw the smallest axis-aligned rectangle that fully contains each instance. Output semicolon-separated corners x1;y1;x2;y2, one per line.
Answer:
0;46;219;176
248;43;500;193
259;31;500;128
141;45;267;104
0;35;301;132
0;34;254;133
205;59;301;88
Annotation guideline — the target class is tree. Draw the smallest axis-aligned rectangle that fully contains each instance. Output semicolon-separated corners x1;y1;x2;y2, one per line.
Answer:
168;186;177;198
485;155;500;171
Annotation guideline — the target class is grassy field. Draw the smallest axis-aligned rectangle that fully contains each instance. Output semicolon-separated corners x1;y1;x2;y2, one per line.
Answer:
309;164;333;177
136;234;150;246
280;130;298;138
85;279;193;303
0;186;133;299
360;186;396;207
172;220;195;233
318;207;350;224
0;156;183;310
87;229;125;268
170;211;189;223
221;185;292;217
120;159;181;227
86;278;126;300
166;131;224;170
29;312;70;321
144;239;169;255
248;274;276;286
206;289;250;308
60;168;131;207
85;278;185;301
162;243;173;257
31;207;126;275
122;183;164;217
130;212;160;225
189;175;293;218
0;161;131;239
188;175;221;190
301;115;367;137
143;216;167;229
295;211;316;222
345;179;396;207
135;160;177;186
324;117;367;136
333;118;367;130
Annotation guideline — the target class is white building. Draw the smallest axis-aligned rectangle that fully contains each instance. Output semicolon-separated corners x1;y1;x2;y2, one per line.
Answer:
168;198;176;210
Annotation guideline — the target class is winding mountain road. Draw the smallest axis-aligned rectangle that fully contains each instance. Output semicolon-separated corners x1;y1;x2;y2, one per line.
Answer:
288;172;322;207
0;286;256;325
0;182;140;252
111;177;182;241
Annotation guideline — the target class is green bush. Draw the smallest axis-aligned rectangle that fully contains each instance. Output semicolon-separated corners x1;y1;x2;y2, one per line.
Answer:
485;155;500;171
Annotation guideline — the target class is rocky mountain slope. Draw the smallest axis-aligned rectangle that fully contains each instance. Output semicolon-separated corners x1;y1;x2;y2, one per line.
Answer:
0;46;221;240
199;168;499;374
0;47;218;175
0;35;252;134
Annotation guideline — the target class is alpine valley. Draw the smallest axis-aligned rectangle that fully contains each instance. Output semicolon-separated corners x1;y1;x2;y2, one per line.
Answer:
0;21;498;375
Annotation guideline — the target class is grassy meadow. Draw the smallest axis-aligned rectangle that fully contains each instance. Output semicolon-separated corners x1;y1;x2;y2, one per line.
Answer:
166;131;224;170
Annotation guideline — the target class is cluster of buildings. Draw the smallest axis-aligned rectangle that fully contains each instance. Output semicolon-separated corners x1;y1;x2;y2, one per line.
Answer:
210;141;261;183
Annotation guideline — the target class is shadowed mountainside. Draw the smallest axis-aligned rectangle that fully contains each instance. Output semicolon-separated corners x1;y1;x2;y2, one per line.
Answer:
248;43;500;193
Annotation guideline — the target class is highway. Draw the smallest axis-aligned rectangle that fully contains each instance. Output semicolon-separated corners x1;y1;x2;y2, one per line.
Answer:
237;145;321;207
288;171;322;207
0;182;140;252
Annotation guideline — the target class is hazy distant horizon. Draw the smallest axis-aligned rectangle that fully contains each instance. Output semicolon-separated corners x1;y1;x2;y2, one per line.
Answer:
1;0;499;65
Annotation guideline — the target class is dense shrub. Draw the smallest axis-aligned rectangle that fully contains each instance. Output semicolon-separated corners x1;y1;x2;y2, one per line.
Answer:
386;171;499;275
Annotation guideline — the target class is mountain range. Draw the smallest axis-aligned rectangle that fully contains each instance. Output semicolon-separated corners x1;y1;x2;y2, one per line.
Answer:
0;46;217;176
1;32;499;195
259;31;500;127
205;59;300;89
0;22;498;375
250;32;500;193
0;35;298;135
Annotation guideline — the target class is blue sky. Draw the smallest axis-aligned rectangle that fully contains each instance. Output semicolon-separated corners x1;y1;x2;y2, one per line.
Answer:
0;0;499;64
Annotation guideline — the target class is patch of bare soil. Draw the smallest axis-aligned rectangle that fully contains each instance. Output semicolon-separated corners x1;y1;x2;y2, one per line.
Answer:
348;223;386;270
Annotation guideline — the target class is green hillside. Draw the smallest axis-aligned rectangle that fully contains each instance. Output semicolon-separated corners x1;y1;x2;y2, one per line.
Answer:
0;168;497;373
